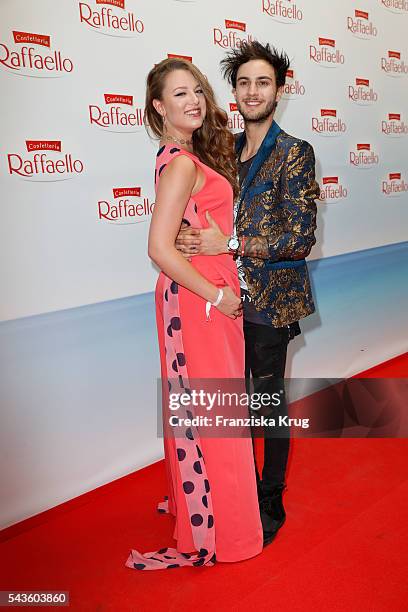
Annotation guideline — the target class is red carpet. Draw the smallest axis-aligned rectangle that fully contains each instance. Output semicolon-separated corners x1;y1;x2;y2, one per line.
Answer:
1;353;407;611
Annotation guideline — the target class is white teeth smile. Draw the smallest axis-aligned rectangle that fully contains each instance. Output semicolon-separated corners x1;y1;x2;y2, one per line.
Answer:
246;101;261;106
186;110;200;116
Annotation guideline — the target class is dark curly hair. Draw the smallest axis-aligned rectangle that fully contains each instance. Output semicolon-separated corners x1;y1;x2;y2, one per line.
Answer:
220;41;290;89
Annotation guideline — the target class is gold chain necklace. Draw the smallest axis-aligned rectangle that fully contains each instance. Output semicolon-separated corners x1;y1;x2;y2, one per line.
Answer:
163;134;193;146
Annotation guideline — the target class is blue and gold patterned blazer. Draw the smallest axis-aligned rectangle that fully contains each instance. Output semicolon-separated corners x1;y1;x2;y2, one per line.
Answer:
235;120;320;327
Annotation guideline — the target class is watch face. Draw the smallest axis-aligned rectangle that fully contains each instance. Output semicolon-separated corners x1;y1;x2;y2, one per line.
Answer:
228;236;240;250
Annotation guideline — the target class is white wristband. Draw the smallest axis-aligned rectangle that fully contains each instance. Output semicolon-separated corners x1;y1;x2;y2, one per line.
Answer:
205;288;224;322
211;288;224;307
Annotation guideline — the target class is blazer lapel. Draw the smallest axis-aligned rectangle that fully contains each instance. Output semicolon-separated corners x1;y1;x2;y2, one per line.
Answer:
236;120;282;207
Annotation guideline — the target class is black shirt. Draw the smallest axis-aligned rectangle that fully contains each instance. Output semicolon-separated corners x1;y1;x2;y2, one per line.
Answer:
237;154;254;186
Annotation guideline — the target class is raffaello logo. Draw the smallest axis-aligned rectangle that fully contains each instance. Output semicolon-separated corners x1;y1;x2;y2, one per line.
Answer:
349;143;379;168
167;53;192;62
381;50;408;76
78;0;144;36
347;9;377;39
312;109;346;136
309;37;345;67
319;176;348;202
98;186;154;224
382;172;408;197
6;141;84;181
227;103;244;132
380;0;408;14
213;20;253;49
0;31;74;77
282;69;305;99
381;113;408;137
89;94;143;132
348;78;378;105
262;0;303;23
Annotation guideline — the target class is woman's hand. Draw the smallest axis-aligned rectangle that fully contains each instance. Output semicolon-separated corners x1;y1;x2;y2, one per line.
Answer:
215;286;243;319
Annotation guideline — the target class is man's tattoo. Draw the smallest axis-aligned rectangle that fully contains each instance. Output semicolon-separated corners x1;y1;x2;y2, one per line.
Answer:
243;236;269;259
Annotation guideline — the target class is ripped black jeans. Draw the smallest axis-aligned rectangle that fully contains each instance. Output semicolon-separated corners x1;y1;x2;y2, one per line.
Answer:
244;319;292;497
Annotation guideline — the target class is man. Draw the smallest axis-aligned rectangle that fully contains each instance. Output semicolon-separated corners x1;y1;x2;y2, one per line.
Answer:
176;41;320;545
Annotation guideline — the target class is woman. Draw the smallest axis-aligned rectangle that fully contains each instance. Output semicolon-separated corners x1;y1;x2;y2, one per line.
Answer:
125;58;262;571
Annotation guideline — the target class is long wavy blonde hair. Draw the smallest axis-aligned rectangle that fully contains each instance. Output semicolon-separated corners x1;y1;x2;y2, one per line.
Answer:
144;58;239;198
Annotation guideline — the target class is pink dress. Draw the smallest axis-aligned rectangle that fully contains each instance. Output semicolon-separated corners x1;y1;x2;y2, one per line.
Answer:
125;144;262;570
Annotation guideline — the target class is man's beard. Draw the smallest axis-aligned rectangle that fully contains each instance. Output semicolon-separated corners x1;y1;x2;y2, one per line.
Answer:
237;98;277;123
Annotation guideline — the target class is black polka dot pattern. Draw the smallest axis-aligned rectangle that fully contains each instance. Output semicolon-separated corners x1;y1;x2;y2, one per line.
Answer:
157;145;165;157
191;514;203;526
141;209;217;570
193;558;205;566
159;164;166;176
177;352;186;366
170;147;180;154
177;448;186;461
193;461;202;474
134;563;146;570
170;317;181;330
183;481;194;494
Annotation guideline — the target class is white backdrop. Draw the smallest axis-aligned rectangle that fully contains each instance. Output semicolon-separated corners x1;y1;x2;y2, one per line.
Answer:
1;0;408;322
1;0;408;530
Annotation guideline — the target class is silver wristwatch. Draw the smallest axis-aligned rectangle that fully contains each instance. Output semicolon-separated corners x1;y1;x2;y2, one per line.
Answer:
227;234;240;254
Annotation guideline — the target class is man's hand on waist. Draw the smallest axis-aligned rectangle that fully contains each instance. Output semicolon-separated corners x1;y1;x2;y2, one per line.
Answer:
175;211;229;256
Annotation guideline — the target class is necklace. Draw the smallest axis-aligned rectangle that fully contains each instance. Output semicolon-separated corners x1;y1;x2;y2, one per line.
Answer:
163;134;193;146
